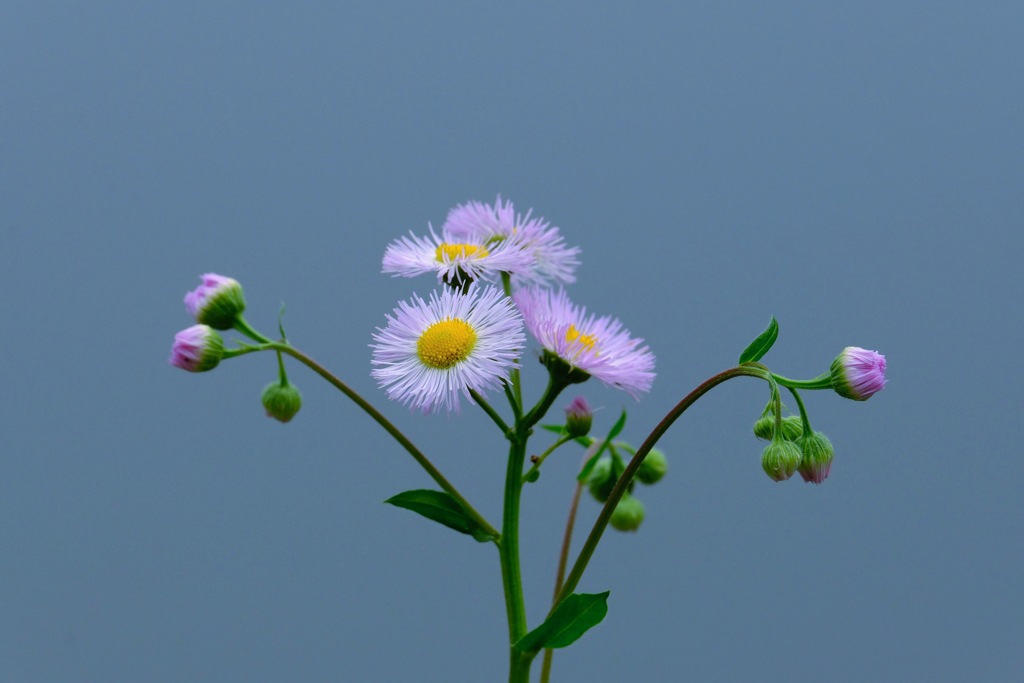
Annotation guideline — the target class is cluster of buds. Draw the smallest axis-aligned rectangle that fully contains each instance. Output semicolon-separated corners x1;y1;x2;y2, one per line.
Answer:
754;346;885;484
584;439;668;532
169;273;302;423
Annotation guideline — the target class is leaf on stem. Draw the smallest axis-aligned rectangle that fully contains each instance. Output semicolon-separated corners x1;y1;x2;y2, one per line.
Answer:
738;316;778;364
576;410;627;483
384;489;493;542
514;591;610;653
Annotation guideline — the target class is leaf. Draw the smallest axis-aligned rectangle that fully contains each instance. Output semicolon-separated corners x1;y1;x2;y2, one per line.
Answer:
577;410;627;482
384;489;493;542
738;316;778;364
514;592;610;653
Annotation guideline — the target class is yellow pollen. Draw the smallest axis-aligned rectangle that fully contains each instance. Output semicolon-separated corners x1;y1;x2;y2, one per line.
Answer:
565;324;598;354
435;243;488;262
417;318;478;369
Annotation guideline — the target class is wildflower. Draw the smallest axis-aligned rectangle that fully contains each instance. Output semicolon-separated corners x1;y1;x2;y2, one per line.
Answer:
184;273;246;330
169;325;224;372
382;224;529;287
443;196;581;286
513;287;655;397
830;347;887;401
371;285;525;413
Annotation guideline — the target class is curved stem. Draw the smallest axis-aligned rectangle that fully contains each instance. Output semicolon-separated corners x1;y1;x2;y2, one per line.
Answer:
270;342;499;541
786;385;813;435
232;314;274;344
554;365;771;605
771;371;831;390
522;434;574;483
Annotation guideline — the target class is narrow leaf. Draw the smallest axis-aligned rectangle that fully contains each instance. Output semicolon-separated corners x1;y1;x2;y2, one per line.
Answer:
384;489;492;543
577;410;627;482
738;316;778;364
514;592;610;653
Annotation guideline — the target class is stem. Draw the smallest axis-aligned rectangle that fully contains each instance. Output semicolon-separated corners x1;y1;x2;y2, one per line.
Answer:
786;385;813;435
470;388;511;436
522;434;574;483
232;314;273;344
771;371;831;390
270;342;499;540
522;375;569;431
498;434;531;682
540;453;588;683
554;365;771;605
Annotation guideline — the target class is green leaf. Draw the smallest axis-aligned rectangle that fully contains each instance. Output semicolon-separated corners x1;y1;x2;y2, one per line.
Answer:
384;489;493;543
577;410;627;482
514;592;610;653
738;316;778;364
541;424;568;436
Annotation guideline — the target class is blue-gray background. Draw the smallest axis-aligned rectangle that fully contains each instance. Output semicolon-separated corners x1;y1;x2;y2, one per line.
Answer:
3;2;1022;682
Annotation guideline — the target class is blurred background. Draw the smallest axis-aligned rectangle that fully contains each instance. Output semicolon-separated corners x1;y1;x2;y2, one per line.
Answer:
2;2;1022;681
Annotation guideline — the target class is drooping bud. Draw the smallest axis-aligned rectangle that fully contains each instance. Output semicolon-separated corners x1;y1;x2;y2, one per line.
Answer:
635;448;668;484
609;494;645;532
796;431;834;484
761;439;803;482
184;273;246;330
753;414;803;441
830;346;887;401
262;382;303;423
587;457;617;503
169;325;224;372
564;396;593;438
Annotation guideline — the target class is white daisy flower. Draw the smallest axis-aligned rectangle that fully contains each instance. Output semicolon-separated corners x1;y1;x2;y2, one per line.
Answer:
371;285;525;413
382;224;529;286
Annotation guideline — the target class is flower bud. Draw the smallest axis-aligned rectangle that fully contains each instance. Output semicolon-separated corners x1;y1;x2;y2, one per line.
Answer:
609;494;645;532
635;448;668;485
830;346;886;401
761;439;803;482
262;382;303;423
587;458;616;503
564;396;593;438
169;325;224;372
184;273;246;330
753;414;803;441
797;431;834;484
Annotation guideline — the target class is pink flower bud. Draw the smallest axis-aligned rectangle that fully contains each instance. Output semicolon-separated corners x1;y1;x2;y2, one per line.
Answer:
169;325;224;372
830;347;887;401
184;273;246;330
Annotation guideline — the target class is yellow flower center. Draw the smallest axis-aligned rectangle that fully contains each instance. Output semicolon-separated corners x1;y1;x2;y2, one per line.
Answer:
417;318;478;369
565;324;598;354
435;243;488;262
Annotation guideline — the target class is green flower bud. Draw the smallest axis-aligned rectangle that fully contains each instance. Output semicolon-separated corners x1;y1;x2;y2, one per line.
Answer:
564;396;593;438
635;448;668;485
753;414;803;441
262;382;303;423
609;494;646;532
796;431;834;484
587;458;617;503
761;439;803;482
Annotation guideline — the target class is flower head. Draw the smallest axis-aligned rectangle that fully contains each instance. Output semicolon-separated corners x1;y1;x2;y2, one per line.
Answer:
262;382;303;423
382;224;530;287
830;347;887;401
796;431;834;484
371;285;525;413
184;273;246;330
563;396;593;437
513;287;655;398
761;439;803;482
169;324;224;372
443;196;581;286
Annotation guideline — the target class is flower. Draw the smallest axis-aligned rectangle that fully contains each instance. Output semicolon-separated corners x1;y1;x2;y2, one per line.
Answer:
830;347;887;401
169;324;224;372
382;224;530;286
442;195;581;286
184;273;246;330
371;285;525;413
513;287;655;397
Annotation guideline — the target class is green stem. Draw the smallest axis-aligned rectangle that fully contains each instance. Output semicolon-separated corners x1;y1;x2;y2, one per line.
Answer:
470;388;511;436
523;434;574;483
786;385;813;435
499;434;532;682
540;452;588;683
269;342;499;541
522;375;570;431
771;371;831;390
232;314;273;344
554;365;771;605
